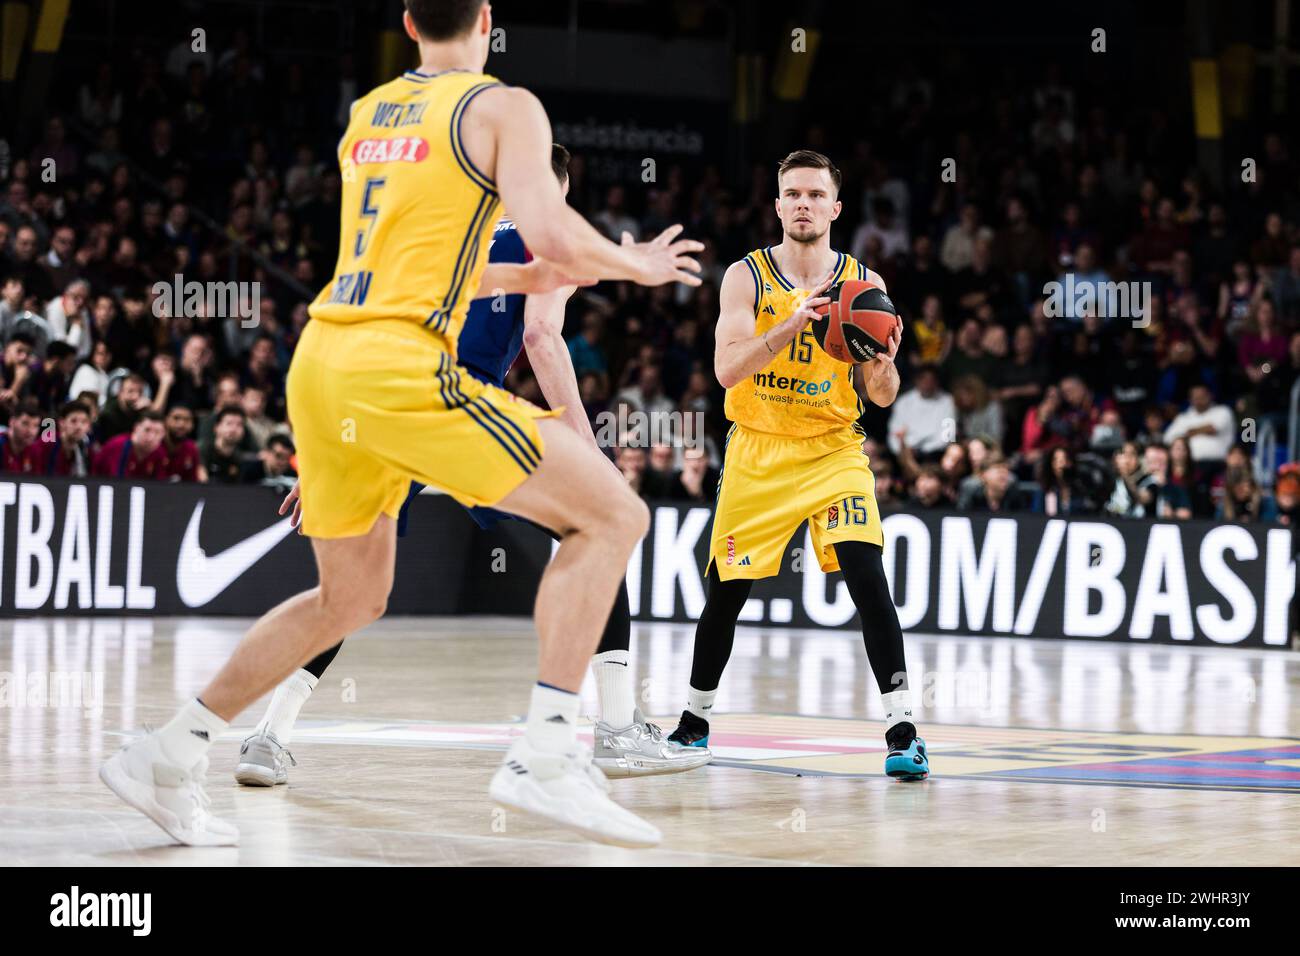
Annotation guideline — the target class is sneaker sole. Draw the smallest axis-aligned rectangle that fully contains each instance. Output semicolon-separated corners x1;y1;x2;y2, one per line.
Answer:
488;779;661;849
99;758;239;847
234;763;285;787
593;752;714;778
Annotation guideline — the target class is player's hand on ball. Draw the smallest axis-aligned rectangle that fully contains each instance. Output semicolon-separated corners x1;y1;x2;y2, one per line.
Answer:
280;480;304;534
873;315;903;367
791;268;838;332
625;223;704;287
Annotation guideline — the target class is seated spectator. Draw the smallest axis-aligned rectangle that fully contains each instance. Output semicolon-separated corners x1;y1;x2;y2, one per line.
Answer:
201;405;250;483
910;464;950;509
1218;467;1275;523
92;410;169;479
1167;435;1211;517
45;278;93;360
1162;384;1234;467
68;340;115;407
666;445;719;502
162;405;203;482
873;457;899;507
957;455;1028;512
0;331;35;413
905;294;951;370
0;400;46;473
617;362;674;419
888;365;956;458
32;340;78;412
41;400;94;477
1038;446;1094;516
953;375;1003;447
1104;441;1157;518
1020;385;1066;468
1088;407;1127;455
0;275;24;341
241;433;297;490
240;385;278;449
96;372;149;442
616;444;650;497
1143;443;1191;519
1274;467;1300;527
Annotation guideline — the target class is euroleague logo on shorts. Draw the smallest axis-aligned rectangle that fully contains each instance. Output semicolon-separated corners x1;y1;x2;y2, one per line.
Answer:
351;136;430;164
826;504;839;530
726;534;736;565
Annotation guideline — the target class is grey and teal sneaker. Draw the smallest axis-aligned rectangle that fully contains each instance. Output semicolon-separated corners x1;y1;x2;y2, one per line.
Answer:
593;709;712;778
884;723;929;781
665;709;711;749
234;732;297;787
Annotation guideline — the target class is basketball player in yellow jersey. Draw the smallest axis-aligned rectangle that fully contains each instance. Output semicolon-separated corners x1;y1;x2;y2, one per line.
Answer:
98;0;703;850
667;150;930;781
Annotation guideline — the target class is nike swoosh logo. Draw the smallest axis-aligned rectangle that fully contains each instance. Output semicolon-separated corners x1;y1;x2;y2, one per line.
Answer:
176;501;295;608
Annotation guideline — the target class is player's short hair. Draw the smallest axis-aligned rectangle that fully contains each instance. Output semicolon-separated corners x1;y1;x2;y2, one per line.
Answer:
58;400;91;419
551;144;571;185
777;149;842;195
135;409;164;426
404;0;485;41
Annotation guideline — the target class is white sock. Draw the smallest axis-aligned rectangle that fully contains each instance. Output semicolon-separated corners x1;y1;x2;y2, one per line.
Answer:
255;669;318;744
591;650;635;728
526;682;580;754
156;698;228;768
686;686;716;722
882;688;915;734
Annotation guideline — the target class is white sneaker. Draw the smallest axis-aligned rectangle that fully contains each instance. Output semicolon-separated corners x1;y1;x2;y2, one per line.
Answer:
489;737;662;848
99;734;239;847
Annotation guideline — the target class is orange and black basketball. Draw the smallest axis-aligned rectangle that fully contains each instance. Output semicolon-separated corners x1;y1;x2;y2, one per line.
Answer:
810;279;899;364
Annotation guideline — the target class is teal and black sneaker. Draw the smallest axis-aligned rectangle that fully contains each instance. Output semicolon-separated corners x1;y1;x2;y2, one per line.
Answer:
884;724;929;781
666;709;711;749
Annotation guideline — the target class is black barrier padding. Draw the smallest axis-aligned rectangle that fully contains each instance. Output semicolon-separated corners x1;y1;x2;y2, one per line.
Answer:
0;478;1292;649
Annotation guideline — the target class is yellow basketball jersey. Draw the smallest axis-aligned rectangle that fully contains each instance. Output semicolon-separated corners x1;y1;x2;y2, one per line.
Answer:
723;247;869;438
309;68;504;355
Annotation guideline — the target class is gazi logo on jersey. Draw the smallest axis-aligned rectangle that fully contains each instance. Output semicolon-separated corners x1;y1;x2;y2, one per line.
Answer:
752;369;833;396
351;136;430;165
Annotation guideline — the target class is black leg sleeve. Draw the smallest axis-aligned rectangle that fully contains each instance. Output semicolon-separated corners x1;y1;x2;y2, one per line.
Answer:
595;578;632;654
302;640;343;680
688;563;754;691
834;541;909;696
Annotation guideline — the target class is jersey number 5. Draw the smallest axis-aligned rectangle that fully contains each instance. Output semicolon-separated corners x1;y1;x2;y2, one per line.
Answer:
354;177;386;258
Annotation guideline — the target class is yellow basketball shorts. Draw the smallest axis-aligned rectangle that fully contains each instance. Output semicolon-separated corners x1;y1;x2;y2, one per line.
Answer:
287;318;556;538
708;424;883;581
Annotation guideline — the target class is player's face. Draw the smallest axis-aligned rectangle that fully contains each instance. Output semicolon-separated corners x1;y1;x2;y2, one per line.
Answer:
776;167;840;244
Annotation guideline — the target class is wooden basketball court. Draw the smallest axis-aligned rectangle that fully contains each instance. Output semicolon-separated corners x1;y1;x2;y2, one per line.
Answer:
3;617;1298;866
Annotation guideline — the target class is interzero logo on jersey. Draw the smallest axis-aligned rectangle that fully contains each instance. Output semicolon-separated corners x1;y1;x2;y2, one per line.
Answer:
752;370;834;396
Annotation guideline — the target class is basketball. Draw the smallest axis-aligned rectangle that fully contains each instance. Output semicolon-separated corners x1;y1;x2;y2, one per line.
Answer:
810;279;900;364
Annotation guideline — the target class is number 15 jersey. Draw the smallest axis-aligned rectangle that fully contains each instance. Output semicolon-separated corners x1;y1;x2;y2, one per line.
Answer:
724;247;870;439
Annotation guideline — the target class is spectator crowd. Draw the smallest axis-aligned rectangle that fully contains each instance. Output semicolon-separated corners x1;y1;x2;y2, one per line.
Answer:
2;23;1299;527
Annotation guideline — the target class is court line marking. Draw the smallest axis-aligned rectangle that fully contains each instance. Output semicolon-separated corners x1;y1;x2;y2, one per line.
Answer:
0;805;826;867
